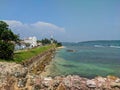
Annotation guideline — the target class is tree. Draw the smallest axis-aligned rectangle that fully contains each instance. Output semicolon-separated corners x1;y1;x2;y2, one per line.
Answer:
0;21;19;60
0;41;14;59
41;38;62;47
56;42;62;47
41;38;51;45
0;21;9;36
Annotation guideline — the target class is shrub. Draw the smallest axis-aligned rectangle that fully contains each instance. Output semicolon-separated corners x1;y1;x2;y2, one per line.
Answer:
0;21;19;60
0;41;14;60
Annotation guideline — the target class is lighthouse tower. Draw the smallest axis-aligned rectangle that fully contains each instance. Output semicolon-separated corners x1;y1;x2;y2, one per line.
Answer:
50;35;53;44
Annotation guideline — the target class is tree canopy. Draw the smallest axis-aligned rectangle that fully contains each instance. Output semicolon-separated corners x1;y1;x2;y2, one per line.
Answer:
0;21;19;60
41;38;62;47
0;21;19;42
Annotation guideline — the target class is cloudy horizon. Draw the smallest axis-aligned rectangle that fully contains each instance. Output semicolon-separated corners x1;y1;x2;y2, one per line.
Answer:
4;20;67;41
1;0;120;42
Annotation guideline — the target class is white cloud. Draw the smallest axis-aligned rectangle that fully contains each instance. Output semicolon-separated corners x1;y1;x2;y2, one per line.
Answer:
32;22;65;32
4;20;23;27
3;20;66;40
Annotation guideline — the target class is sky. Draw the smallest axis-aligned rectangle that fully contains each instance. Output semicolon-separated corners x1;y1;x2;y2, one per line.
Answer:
0;0;120;42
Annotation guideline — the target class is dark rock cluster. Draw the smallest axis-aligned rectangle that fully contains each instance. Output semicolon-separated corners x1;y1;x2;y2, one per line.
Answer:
28;75;120;90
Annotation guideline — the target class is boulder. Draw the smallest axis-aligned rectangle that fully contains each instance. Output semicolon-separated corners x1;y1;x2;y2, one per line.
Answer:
63;78;71;88
115;79;120;83
110;82;120;88
17;78;27;88
96;77;106;87
53;80;60;87
56;83;66;90
107;75;118;81
42;77;52;87
86;80;96;88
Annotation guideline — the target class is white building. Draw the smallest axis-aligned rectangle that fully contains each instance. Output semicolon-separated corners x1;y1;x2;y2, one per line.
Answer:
24;36;37;48
15;44;26;50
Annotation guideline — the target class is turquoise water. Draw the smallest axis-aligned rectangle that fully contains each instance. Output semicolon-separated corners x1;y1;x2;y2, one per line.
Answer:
49;41;120;78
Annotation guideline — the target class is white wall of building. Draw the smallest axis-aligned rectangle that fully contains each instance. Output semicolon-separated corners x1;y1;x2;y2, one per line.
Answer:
24;36;37;48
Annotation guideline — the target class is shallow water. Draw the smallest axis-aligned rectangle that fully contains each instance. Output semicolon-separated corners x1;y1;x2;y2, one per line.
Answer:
48;41;120;78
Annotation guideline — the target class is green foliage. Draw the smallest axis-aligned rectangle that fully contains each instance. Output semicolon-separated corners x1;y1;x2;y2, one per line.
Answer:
0;21;9;36
41;38;62;47
37;40;41;43
14;45;54;62
52;39;62;47
0;41;14;60
0;21;19;60
41;38;51;45
56;42;62;47
0;21;19;42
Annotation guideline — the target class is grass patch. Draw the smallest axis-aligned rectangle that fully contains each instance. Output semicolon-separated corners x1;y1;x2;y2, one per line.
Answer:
0;44;55;63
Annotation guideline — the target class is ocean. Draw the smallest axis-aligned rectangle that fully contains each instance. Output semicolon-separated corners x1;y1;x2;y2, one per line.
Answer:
47;40;120;78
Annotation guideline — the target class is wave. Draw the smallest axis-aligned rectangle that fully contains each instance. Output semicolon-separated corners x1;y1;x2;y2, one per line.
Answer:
109;45;120;48
94;45;105;48
94;45;120;49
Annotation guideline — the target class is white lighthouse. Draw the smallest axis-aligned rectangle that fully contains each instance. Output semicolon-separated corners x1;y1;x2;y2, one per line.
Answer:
50;35;53;44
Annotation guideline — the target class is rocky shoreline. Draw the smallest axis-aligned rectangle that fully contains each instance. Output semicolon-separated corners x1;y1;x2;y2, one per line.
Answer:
0;48;120;90
0;64;120;90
